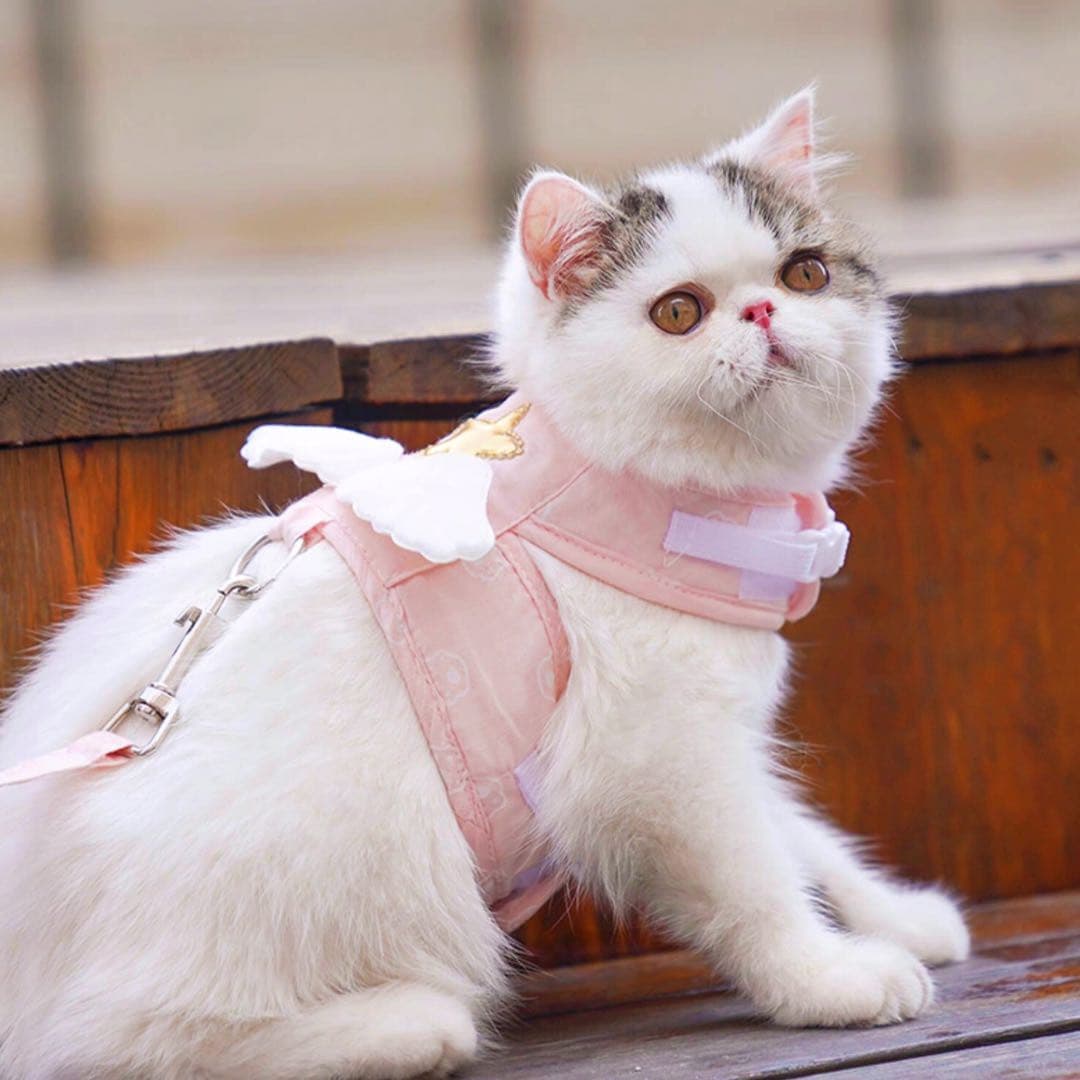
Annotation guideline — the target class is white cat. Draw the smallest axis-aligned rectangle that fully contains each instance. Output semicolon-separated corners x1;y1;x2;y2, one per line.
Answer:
0;89;968;1079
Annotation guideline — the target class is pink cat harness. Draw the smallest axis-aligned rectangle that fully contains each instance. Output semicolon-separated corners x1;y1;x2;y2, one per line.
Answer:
0;394;849;929
268;395;850;930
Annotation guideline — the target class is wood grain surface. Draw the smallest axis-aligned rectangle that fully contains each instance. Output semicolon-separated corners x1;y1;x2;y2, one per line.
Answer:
0;411;328;691
478;891;1080;1079
0;338;340;447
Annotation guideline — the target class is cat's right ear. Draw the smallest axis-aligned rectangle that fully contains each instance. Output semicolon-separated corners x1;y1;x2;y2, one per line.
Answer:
516;171;611;301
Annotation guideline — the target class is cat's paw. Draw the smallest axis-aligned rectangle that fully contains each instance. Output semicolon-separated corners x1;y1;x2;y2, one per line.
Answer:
378;988;479;1079
845;887;970;967
764;934;933;1028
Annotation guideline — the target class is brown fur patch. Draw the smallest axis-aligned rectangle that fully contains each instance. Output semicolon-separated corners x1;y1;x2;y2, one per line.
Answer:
561;160;884;317
706;159;885;307
560;181;671;317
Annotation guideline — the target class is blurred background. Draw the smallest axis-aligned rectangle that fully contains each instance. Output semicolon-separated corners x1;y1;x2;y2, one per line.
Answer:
2;0;1078;271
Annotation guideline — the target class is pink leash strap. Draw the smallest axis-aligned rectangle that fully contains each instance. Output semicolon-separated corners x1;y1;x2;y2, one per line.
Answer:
0;731;135;788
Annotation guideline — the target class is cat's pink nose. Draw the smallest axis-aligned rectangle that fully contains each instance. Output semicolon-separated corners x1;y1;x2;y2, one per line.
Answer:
740;300;775;331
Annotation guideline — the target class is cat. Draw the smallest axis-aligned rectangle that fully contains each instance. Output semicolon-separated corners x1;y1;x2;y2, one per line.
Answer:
0;89;969;1079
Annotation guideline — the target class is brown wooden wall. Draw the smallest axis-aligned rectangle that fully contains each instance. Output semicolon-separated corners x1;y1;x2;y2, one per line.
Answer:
1;259;1077;970
1;413;328;693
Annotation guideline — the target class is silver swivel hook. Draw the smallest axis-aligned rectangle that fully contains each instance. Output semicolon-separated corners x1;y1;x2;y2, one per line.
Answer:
102;533;305;756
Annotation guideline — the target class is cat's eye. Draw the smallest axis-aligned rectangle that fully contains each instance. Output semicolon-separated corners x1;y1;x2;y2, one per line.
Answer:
780;254;830;293
649;290;703;335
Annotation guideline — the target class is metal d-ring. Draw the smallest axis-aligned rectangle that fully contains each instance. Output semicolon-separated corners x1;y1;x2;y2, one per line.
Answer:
223;533;307;600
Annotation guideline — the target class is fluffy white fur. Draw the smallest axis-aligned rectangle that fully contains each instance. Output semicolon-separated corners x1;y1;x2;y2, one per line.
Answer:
0;90;968;1079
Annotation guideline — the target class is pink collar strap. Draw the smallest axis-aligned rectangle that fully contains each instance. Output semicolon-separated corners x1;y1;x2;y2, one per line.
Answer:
276;396;848;631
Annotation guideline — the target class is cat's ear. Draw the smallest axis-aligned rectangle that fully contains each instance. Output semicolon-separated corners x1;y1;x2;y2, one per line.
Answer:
516;171;611;300
710;87;825;197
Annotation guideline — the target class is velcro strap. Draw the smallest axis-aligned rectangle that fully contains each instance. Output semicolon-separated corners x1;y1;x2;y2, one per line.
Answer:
664;511;850;583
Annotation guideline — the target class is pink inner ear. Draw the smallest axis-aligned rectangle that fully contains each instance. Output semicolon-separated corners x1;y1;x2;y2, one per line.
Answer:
519;177;601;300
734;91;819;195
786;106;812;160
777;103;813;164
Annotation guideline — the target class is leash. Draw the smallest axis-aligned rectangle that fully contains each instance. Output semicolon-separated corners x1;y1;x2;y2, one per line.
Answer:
0;532;305;788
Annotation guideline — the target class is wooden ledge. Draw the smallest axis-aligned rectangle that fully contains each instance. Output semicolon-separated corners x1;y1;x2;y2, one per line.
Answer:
1;245;1077;447
486;891;1080;1078
0;338;340;446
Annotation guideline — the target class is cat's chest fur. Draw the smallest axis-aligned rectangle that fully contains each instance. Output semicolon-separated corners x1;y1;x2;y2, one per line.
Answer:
526;543;791;739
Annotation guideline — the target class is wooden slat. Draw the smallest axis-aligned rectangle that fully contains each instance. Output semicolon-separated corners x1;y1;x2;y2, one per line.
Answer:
476;892;1080;1080
0;338;340;447
325;351;1080;953
849;1032;1080;1079
897;280;1080;361
0;442;82;688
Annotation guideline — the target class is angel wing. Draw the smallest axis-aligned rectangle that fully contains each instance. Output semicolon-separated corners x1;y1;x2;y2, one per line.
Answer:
337;453;494;564
241;424;403;486
241;424;496;564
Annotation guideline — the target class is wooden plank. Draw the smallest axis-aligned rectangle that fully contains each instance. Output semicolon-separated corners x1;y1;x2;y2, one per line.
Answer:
348;279;1080;408
0;442;81;691
0;411;329;689
849;1031;1080;1078
0;248;1077;446
0;256;497;372
516;893;1080;1018
356;417;462;453
897;280;1080;361
0;338;340;447
346;276;1080;406
972;892;1080;946
475;894;1080;1079
0;248;1075;374
341;338;493;408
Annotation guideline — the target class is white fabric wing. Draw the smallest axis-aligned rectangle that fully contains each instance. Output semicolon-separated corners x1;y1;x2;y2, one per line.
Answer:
241;425;403;486
242;423;497;564
336;453;495;564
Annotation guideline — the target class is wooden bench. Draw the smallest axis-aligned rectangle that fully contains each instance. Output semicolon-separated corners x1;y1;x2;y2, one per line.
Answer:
1;246;1077;1073
499;891;1080;1078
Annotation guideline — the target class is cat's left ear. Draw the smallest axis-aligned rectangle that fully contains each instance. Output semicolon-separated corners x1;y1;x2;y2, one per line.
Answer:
709;87;823;197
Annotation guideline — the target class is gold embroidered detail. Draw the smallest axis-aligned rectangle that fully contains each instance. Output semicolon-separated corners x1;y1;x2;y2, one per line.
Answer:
421;402;531;461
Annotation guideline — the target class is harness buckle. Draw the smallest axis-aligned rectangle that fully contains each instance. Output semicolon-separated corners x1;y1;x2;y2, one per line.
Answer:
805;519;851;580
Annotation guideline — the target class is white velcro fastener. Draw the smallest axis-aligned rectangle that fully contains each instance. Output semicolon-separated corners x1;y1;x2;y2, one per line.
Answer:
664;510;851;583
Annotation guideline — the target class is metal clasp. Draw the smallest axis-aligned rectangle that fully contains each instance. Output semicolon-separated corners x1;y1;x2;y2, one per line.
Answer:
102;533;305;756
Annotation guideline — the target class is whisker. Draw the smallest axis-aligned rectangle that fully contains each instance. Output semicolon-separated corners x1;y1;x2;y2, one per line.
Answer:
695;376;763;455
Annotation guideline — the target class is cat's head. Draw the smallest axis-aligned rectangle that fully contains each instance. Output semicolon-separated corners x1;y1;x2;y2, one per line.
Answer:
492;88;894;494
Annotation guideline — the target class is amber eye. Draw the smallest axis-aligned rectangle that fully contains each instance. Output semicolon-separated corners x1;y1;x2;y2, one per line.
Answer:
780;254;830;293
649;290;703;335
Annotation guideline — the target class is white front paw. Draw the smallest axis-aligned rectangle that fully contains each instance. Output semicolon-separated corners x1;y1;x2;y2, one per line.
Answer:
764;934;933;1028
847;887;971;967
